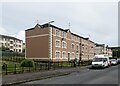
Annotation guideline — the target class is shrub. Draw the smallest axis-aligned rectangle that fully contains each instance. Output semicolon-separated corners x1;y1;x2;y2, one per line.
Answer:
2;63;7;70
20;59;35;67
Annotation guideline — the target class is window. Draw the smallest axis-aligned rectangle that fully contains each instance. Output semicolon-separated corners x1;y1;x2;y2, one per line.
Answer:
76;53;79;59
19;49;21;52
71;35;74;41
10;41;13;44
82;46;84;49
76;45;79;50
56;51;60;59
71;43;74;49
1;43;3;46
19;45;21;47
74;36;77;41
62;51;66;59
5;43;7;46
82;47;84;51
62;41;67;48
56;40;61;47
10;46;13;49
76;37;79;42
72;52;74;59
16;49;18;52
56;30;60;37
62;31;66;38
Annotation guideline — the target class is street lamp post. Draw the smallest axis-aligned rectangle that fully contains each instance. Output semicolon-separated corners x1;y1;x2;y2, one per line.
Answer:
48;21;55;27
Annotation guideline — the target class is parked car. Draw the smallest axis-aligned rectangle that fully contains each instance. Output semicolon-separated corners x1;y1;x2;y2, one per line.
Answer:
117;58;120;64
91;54;110;68
109;59;117;65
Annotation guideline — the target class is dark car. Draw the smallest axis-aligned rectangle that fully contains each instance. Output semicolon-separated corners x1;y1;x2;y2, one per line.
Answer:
117;58;120;64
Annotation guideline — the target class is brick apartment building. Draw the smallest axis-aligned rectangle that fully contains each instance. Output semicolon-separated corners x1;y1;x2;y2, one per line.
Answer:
0;34;23;53
81;38;95;61
95;43;112;57
26;23;95;62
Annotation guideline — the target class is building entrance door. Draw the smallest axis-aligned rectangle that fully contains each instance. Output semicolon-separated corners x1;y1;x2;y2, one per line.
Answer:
68;53;70;61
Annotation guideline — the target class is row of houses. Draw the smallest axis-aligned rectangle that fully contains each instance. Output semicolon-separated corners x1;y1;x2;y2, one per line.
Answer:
0;34;25;53
25;23;112;62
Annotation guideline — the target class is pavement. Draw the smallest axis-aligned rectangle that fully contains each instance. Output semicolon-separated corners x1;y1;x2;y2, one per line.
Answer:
2;66;88;86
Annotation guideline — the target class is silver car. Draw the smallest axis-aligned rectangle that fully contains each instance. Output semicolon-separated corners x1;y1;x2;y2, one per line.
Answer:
110;59;117;65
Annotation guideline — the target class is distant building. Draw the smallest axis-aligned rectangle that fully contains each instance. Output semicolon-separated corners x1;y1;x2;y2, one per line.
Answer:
88;40;95;60
107;48;112;57
109;47;120;58
0;34;23;53
95;43;112;57
81;38;95;61
95;44;105;55
25;23;95;62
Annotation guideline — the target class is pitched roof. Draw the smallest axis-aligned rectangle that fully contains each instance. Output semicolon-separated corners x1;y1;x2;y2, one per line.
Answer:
0;34;23;41
109;47;120;49
95;43;105;47
25;23;94;42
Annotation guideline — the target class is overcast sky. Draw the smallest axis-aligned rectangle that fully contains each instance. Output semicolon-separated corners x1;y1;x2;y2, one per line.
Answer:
0;1;118;47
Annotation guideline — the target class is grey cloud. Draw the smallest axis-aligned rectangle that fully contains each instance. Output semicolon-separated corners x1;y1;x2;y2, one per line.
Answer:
2;2;118;46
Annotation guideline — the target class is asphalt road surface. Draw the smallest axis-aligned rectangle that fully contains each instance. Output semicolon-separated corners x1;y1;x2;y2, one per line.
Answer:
24;65;119;84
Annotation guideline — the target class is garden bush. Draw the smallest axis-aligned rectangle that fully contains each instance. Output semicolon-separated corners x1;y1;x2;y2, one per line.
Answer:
2;63;7;70
20;59;35;67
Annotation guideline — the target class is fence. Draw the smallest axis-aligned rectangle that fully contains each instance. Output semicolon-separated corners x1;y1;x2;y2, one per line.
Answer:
2;63;49;75
1;51;25;57
2;56;25;63
2;61;91;75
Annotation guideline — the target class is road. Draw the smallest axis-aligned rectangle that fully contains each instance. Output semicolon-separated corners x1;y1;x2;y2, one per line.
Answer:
24;65;119;84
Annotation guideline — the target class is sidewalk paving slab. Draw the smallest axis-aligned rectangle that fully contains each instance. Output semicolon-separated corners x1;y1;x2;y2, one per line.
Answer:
2;66;88;86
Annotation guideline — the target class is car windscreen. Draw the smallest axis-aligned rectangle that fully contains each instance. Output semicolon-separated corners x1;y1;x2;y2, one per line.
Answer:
93;58;104;62
111;59;116;61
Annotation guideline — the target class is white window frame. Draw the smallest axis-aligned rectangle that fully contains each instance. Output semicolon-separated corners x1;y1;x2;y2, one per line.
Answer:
72;52;75;59
55;50;61;60
76;44;79;50
71;35;74;41
55;39;61;48
62;31;66;38
71;43;75;50
62;41;67;48
62;51;66;59
55;29;59;37
76;52;79;59
76;37;79;42
55;29;61;37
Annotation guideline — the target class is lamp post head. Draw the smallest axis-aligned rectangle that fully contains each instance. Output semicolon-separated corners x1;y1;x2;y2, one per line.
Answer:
48;21;55;24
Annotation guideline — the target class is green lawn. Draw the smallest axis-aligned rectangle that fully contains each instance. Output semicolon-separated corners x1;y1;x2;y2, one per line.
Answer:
2;61;20;67
2;61;21;73
1;60;88;75
2;61;48;74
